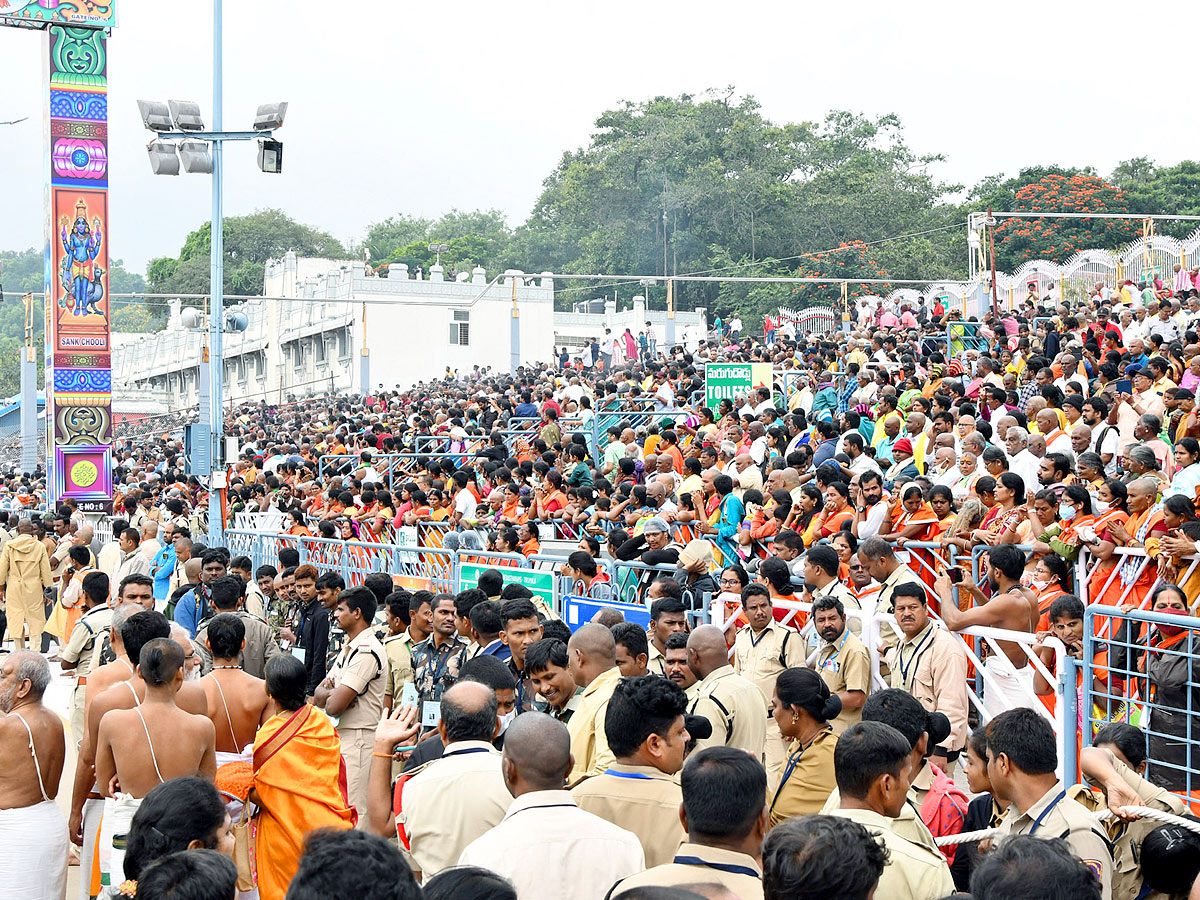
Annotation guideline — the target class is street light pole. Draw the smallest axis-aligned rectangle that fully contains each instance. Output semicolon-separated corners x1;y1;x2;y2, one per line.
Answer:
208;0;225;546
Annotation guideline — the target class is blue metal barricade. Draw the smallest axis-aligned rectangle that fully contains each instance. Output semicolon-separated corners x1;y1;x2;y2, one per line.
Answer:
1084;602;1200;809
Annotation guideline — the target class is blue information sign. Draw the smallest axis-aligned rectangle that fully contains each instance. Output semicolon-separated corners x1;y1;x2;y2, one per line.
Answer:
562;594;651;632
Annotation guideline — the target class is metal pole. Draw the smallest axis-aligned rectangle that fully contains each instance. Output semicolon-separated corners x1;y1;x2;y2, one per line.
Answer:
665;277;675;349
510;274;519;376
20;293;38;475
208;0;225;545
359;300;369;395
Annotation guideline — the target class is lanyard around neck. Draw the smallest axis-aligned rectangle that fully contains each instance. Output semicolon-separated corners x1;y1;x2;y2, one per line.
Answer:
1027;789;1067;836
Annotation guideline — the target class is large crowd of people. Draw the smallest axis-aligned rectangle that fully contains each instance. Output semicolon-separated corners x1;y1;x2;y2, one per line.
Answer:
5;278;1200;899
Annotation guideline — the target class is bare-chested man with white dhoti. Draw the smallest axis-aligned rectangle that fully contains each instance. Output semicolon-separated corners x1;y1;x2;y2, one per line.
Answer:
94;637;216;894
199;612;273;784
69;606;167;900
0;652;69;900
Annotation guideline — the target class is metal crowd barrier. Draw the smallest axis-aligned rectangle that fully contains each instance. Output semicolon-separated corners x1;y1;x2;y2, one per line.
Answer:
316;453;409;483
1083;603;1200;809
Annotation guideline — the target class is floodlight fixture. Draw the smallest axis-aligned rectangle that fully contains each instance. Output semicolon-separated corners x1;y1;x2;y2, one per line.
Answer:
181;307;204;329
137;100;173;132
253;102;288;131
146;140;180;175
429;242;450;267
257;138;283;174
224;310;249;332
178;140;213;174
168;100;206;131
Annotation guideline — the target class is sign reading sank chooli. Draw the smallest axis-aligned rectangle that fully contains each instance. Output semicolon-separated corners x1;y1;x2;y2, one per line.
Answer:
704;362;772;410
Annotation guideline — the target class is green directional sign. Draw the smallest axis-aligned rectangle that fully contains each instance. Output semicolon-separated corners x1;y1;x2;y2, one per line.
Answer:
704;362;773;410
458;563;555;604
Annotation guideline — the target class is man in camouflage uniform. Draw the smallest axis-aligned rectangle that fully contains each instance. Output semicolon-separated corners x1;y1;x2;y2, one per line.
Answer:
409;594;469;708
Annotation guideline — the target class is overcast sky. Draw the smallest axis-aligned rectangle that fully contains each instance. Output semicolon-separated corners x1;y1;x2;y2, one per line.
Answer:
1;0;1195;275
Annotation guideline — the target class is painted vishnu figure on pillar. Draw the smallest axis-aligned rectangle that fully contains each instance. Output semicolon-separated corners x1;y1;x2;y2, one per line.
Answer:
59;197;104;318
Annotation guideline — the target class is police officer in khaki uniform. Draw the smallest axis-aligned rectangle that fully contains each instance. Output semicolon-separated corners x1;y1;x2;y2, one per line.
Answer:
860;536;922;648
806;544;863;634
398;681;512;879
988;708;1113;900
810;595;872;734
886;583;969;769
686;625;767;761
611;747;766;900
383;592;432;708
1079;741;1187;900
313;586;387;828
733;584;804;780
572;676;688;867
829;721;956;899
58;570;112;748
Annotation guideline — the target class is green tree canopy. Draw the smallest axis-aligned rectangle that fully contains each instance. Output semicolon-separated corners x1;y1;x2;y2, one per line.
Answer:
361;208;512;278
1111;158;1200;239
147;208;347;297
504;92;958;315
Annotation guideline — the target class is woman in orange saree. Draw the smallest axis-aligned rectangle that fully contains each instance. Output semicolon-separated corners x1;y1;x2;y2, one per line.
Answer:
878;485;940;589
252;656;355;900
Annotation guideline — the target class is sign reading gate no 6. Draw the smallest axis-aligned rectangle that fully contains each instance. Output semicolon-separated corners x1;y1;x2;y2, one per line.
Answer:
704;362;773;410
458;563;555;606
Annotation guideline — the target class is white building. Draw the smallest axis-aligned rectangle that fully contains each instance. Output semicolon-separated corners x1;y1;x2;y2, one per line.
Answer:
110;253;707;411
111;253;556;409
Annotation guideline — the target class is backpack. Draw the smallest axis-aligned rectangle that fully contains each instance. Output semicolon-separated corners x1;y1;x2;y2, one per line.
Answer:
919;763;969;866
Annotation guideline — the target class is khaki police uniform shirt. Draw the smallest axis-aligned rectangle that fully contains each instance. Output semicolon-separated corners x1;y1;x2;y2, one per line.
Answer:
886;621;969;753
383;631;415;699
1000;782;1113;900
813;628;872;734
567;665;622;783
822;787;941;856
689;664;768;761
647;642;666;677
769;727;838;827
875;562;922;647
194;610;281;679
830;807;956;900
1084;751;1181;900
612;842;764;900
571;762;684;868
733;619;805;704
329;628;387;730
813;578;863;634
61;604;112;680
399;740;512;878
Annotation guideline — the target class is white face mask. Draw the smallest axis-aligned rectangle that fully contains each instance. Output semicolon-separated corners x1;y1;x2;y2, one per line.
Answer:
1028;578;1049;592
497;709;517;736
1093;499;1110;515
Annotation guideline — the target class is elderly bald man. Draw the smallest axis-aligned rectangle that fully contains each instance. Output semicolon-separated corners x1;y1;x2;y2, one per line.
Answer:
685;625;767;761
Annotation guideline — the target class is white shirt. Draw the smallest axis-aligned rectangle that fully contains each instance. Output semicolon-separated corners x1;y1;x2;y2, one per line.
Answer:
730;317;743;333
1009;449;1042;492
454;488;477;519
849;453;883;477
859;500;890;540
458;790;645;900
749;436;769;465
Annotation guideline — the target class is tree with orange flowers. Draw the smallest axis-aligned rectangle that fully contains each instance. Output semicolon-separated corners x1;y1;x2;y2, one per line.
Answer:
990;173;1139;270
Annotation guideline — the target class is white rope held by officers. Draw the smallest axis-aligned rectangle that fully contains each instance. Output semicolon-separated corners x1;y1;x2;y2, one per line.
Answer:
934;805;1200;847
